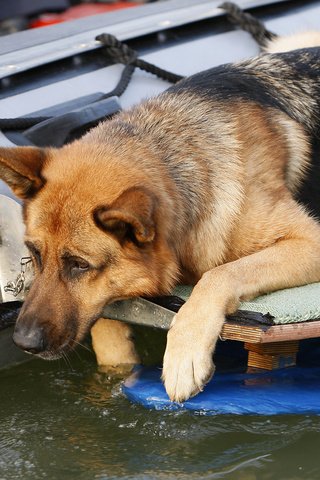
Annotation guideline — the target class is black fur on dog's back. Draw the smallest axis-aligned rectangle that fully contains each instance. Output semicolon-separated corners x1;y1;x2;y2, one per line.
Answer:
170;47;320;133
169;47;320;217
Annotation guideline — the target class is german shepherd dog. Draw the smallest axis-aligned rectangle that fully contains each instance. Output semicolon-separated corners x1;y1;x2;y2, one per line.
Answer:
1;32;320;402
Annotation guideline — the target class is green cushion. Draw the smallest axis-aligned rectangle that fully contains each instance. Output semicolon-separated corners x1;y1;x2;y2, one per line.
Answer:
173;283;320;325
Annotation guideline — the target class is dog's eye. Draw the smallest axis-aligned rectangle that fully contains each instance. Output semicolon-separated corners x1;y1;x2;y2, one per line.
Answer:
68;257;90;276
32;249;42;269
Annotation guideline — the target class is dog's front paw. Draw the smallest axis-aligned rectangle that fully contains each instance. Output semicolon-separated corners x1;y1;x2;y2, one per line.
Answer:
162;315;216;403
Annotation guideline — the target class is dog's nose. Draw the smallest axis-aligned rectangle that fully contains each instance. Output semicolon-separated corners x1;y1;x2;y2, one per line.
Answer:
13;323;47;354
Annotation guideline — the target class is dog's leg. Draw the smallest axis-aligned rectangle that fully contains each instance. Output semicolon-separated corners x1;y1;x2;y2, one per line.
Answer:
163;212;320;402
91;318;140;369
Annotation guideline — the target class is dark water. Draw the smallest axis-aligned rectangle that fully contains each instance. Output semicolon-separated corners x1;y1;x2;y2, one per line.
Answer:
1;351;320;480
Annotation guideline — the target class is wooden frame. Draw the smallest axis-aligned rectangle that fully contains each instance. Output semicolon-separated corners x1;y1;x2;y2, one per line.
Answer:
221;319;320;343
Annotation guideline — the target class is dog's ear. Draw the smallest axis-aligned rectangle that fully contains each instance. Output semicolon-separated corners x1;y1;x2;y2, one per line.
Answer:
0;147;46;199
94;187;156;244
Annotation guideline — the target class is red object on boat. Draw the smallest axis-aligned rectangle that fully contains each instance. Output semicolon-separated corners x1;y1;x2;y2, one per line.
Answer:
29;2;139;28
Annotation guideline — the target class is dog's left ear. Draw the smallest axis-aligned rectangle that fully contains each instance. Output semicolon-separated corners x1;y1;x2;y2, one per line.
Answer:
0;146;46;199
94;187;156;244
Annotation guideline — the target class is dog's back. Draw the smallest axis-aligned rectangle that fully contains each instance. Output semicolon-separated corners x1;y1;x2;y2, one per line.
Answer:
170;48;320;135
165;47;320;218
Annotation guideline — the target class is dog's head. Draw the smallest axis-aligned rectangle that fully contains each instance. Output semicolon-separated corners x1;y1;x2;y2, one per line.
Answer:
0;143;178;358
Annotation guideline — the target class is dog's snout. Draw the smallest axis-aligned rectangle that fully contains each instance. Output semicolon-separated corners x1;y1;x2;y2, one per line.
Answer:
13;323;47;354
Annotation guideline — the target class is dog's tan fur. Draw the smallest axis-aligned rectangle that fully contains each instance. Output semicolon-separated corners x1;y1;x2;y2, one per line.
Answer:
265;31;320;54
1;33;320;402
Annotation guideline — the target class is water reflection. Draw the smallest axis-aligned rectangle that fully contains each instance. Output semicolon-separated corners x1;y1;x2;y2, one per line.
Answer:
0;355;320;480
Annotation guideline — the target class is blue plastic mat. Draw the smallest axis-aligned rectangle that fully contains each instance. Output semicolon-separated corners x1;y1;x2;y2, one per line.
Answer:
123;366;320;415
123;339;320;414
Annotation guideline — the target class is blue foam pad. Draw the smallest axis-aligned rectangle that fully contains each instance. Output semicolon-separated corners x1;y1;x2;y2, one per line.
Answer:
123;366;320;415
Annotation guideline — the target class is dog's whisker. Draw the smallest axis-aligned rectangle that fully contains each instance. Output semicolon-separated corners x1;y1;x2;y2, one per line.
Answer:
61;350;73;371
72;347;83;362
73;340;92;354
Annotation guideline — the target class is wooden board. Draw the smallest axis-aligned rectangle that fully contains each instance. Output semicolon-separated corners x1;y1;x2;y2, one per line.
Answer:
221;319;320;343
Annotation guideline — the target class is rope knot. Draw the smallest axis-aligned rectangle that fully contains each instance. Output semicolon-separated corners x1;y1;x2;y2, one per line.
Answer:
219;2;277;49
96;33;137;64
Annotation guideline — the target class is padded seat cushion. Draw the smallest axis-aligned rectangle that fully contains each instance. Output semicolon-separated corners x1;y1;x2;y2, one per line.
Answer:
173;283;320;325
